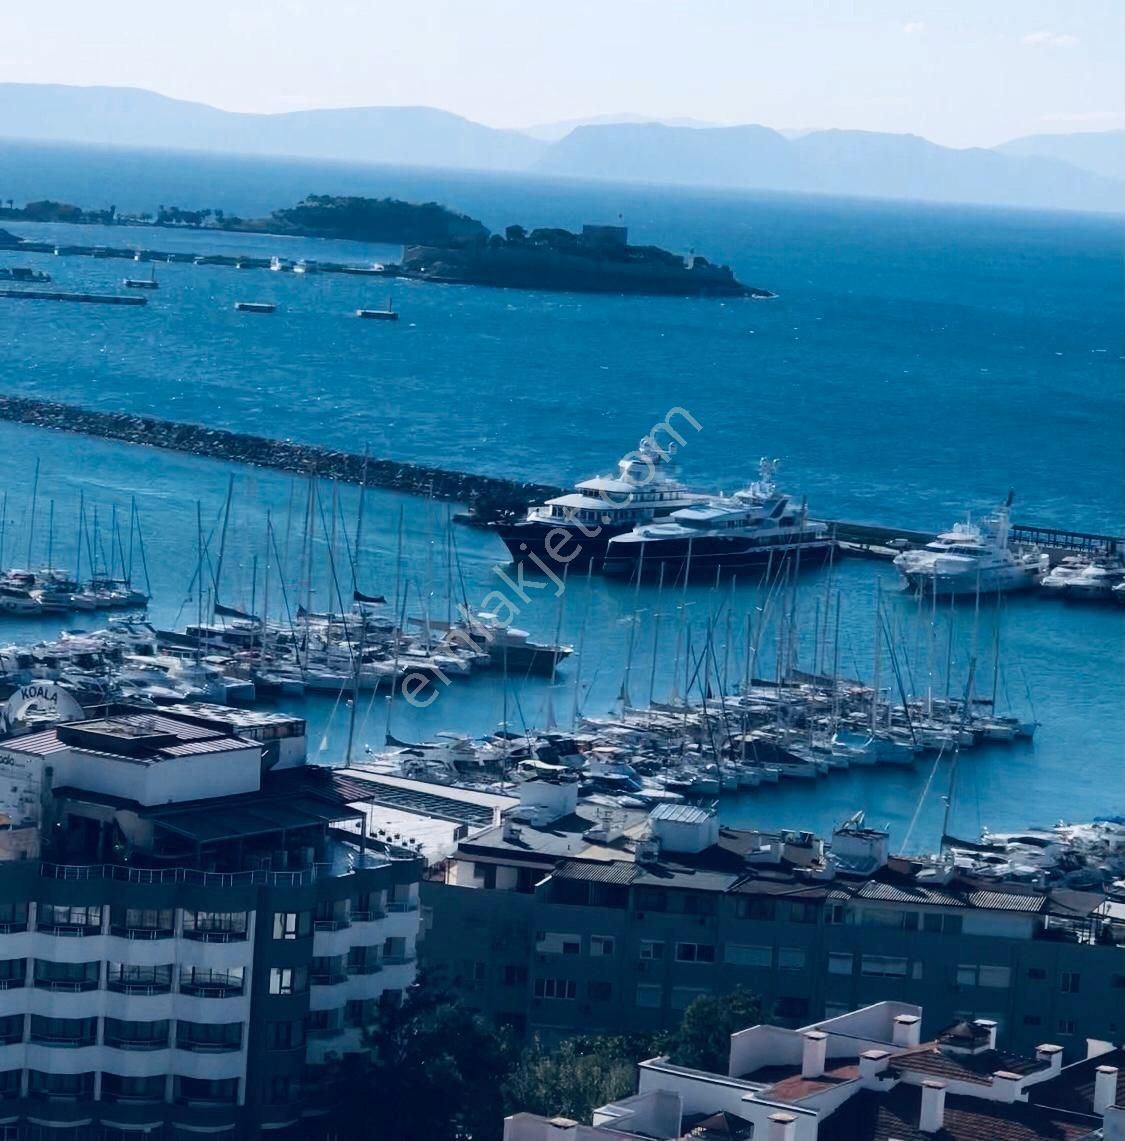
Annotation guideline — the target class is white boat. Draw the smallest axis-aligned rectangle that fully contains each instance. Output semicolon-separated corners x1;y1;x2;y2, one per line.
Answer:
1041;553;1125;600
893;494;1047;596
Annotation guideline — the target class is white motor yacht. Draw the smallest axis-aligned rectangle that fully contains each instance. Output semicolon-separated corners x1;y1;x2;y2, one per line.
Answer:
893;493;1046;596
1041;553;1125;600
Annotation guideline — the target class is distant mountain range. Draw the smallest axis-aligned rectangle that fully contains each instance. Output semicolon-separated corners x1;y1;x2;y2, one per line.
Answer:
1;84;1122;214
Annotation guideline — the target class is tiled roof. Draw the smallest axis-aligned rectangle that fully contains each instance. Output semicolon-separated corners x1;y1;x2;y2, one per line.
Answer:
0;730;70;755
891;1045;1048;1086
855;880;964;907
966;889;1048;913
158;737;252;757
819;1086;1095;1141
1029;1047;1125;1114
742;1060;862;1102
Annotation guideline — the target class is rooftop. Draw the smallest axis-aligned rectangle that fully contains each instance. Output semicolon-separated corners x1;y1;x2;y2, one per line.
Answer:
1029;1046;1125;1115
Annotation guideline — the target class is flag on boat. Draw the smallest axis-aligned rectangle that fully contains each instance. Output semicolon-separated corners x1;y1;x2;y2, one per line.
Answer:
354;589;386;605
214;601;261;623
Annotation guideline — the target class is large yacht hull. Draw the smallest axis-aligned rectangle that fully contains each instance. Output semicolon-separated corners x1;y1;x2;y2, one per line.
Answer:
901;565;1041;596
492;520;628;571
601;537;835;580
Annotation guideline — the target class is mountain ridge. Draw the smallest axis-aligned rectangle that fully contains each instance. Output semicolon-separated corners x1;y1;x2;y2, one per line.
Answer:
1;83;1121;214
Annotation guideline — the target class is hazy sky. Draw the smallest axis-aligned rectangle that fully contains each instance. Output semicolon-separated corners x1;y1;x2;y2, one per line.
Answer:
3;0;1122;147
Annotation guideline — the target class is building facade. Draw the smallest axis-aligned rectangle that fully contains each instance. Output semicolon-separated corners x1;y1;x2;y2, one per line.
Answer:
420;788;1124;1056
0;710;422;1139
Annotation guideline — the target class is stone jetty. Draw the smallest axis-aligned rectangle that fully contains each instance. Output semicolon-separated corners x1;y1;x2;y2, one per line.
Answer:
0;395;560;509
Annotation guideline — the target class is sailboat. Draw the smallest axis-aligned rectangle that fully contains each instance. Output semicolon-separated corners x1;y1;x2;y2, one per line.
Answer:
123;265;159;289
357;295;399;321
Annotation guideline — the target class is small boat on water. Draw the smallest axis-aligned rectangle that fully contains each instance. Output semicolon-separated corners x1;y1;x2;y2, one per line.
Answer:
123;266;159;290
235;301;276;313
0;267;51;283
893;493;1046;596
357;296;399;321
1041;553;1125;600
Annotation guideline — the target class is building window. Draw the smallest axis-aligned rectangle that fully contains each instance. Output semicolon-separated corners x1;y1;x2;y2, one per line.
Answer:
590;936;615;957
107;963;173;994
110;907;174;937
978;966;1011;989
787;901;819;924
33;959;99;991
177;1021;243;1052
682;894;717;917
635;887;669;913
104;1018;170;1050
503;964;528;986
1057;1019;1077;1036
306;1009;338;1036
923;912;962;935
101;1073;165;1103
671;986;708;1010
1061;972;1080;994
473;862;497;889
862;955;908;978
29;1015;98;1047
726;944;772;967
266;1075;298;1105
675;943;716;964
0;959;25;990
774;996;810;1021
533;977;577;1000
0;903;28;933
179;966;244;997
735;897;776;921
639;940;665;960
778;947;807;971
311;956;346;985
272;911;311;940
182;910;247;941
27;1071;95;1099
828;952;854;975
0;1015;23;1045
266;1020;306;1051
36;903;101;934
175;1076;239;1105
635;984;662;1008
588;980;613;1002
269;967;308;996
346;999;377;1028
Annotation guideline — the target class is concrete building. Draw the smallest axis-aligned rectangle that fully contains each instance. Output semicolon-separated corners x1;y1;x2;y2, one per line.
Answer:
421;782;1125;1054
0;710;423;1139
503;1000;1124;1140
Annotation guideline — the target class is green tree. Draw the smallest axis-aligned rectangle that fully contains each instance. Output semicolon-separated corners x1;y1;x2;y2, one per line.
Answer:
502;1033;662;1125
331;977;515;1141
666;986;762;1073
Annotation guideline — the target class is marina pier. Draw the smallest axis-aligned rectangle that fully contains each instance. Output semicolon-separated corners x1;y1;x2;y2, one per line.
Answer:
1;394;1120;564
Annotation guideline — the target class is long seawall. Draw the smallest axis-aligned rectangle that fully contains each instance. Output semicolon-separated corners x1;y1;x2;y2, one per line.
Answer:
0;395;560;505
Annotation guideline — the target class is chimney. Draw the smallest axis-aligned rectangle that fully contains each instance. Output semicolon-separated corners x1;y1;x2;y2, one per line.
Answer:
768;1112;797;1141
860;1049;891;1081
991;1071;1022;1103
801;1030;828;1078
973;1019;998;1051
1095;1066;1120;1115
1035;1044;1064;1074
893;1014;921;1048
919;1081;946;1133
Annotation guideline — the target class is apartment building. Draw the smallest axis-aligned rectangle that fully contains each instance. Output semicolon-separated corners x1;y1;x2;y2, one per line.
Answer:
420;782;1125;1055
0;710;422;1139
503;1000;1124;1140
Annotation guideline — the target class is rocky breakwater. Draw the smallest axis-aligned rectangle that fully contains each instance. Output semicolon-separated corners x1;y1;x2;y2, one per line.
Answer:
0;395;560;510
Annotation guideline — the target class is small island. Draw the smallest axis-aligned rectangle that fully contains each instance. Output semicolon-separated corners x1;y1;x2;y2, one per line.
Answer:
0;196;771;298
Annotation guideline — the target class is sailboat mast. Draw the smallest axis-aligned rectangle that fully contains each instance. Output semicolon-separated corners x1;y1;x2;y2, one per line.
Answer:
26;458;40;568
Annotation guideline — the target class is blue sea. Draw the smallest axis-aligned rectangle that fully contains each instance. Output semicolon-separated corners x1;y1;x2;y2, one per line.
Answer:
0;139;1121;850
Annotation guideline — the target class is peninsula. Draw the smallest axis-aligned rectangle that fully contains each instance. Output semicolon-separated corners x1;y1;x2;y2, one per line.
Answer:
0;196;770;298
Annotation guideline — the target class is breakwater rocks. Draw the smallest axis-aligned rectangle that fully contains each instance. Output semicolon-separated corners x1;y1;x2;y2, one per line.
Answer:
0;395;561;510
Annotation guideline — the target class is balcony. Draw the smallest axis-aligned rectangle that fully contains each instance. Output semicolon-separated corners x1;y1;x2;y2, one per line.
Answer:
347;963;383;977
34;979;99;993
314;918;351;932
107;981;172;996
182;929;247;944
386;901;418;913
0;922;28;934
35;924;102;937
177;1039;242;1054
311;972;347;987
349;909;385;922
110;925;174;941
381;953;417;966
179;982;244;999
0;980;25;991
29;1034;97;1048
105;1037;170;1052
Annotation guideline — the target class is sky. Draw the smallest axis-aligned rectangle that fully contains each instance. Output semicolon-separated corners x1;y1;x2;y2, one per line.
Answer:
1;0;1122;147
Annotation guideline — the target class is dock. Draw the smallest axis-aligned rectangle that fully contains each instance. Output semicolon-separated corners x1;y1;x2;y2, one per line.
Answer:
0;289;147;306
